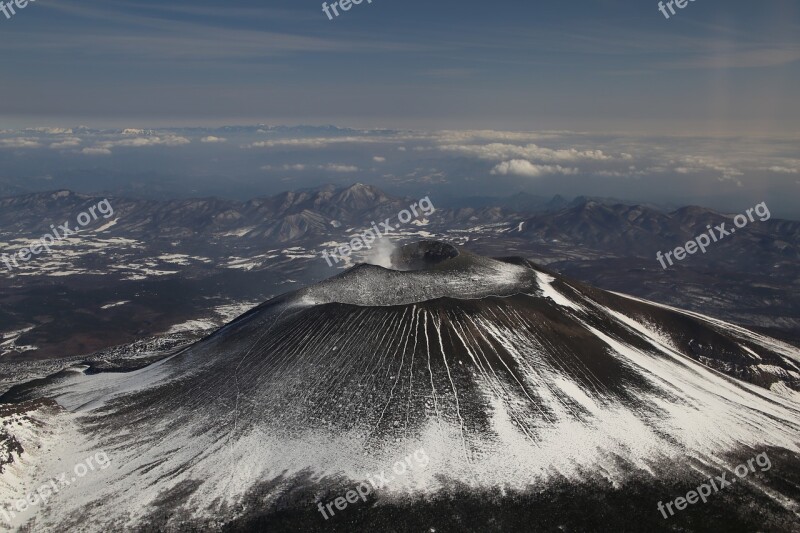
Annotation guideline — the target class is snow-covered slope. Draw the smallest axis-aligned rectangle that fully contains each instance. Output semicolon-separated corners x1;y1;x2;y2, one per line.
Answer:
1;241;799;531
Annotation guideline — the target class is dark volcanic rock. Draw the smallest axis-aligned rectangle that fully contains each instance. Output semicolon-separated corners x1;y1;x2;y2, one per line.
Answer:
390;240;460;270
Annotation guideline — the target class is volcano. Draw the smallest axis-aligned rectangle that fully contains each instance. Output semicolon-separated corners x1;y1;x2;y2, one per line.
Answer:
1;241;799;532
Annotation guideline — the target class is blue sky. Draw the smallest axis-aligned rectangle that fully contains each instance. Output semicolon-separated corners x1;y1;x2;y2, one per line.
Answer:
1;0;799;133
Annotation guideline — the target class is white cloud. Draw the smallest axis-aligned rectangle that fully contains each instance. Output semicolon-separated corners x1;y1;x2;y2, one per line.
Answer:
81;147;112;155
27;127;73;135
321;164;359;172
200;136;227;143
261;164;307;171
98;135;191;149
49;138;82;149
261;162;358;172
490;160;579;178
373;156;386;162
0;137;42;149
249;138;328;148
434;130;569;143
767;166;799;174
438;142;614;163
246;136;387;149
675;155;743;181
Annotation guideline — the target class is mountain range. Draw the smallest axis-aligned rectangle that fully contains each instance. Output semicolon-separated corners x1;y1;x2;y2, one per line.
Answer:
1;184;798;364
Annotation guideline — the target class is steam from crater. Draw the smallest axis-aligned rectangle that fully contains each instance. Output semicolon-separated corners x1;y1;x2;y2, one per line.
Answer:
364;238;397;269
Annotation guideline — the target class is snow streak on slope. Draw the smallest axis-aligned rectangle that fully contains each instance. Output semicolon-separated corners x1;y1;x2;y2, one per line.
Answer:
608;290;800;400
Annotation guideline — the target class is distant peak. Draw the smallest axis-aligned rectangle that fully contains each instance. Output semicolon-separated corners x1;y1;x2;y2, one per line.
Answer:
343;182;375;192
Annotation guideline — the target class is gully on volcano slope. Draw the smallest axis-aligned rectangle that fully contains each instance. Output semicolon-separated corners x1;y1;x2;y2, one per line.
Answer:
1;241;800;532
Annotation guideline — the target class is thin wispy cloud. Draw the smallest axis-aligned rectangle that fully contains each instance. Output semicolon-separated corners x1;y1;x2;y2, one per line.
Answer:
1;1;797;132
0;138;42;149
